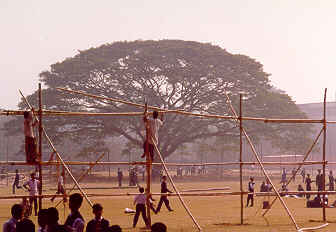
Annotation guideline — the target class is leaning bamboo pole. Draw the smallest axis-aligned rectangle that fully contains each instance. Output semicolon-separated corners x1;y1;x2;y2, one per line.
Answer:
0;160;327;166
262;127;324;216
38;83;43;209
19;90;93;207
152;141;202;231
225;92;300;231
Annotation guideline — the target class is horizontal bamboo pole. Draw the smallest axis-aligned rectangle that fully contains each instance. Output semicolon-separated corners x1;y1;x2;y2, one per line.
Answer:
1;108;335;124
0;161;327;166
2;190;336;200
181;187;231;192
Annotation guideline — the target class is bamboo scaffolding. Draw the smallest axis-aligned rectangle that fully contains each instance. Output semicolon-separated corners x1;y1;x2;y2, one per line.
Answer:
54;153;105;208
0;161;327;166
38;83;43;209
19;90;93;207
153;141;202;231
225;92;300;231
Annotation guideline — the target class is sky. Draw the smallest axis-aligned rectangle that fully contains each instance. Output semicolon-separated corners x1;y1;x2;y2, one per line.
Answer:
1;0;336;109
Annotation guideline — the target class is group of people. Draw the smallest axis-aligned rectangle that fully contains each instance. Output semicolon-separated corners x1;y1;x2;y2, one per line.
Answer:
3;192;168;232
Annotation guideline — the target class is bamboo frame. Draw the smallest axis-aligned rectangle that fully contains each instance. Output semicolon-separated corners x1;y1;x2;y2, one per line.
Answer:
1;86;333;231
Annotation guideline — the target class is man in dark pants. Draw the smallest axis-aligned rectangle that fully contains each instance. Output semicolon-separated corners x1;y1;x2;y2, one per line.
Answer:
156;176;173;213
13;169;22;194
133;187;149;228
246;177;255;207
23;173;40;216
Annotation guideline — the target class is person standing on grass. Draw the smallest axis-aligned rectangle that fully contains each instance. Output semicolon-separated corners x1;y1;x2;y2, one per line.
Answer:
156;176;173;213
23;111;38;164
133;187;149;228
329;170;334;191
301;168;306;183
23;172;40;216
246;177;255;207
86;203;109;232
3;204;23;232
305;173;313;200
64;193;85;232
13;169;23;194
51;171;66;202
141;111;164;161
316;169;323;191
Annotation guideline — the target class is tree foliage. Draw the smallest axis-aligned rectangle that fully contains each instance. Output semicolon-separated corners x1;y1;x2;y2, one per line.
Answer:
5;40;314;159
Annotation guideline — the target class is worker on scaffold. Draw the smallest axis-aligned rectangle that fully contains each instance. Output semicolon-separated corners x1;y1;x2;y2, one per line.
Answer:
23;110;38;164
141;110;164;161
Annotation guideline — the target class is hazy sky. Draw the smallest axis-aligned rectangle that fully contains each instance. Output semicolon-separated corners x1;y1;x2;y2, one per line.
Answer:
1;0;336;109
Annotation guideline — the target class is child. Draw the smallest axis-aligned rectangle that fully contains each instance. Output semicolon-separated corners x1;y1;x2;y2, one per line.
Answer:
246;177;255;207
23;111;38;163
86;203;110;232
37;209;48;232
3;204;23;232
64;193;85;232
51;171;67;202
133;187;149;228
142;111;164;160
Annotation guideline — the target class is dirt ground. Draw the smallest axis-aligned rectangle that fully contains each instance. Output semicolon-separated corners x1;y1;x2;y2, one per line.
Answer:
0;173;335;232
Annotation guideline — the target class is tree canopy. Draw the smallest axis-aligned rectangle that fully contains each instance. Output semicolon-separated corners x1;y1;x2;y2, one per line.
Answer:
5;40;314;159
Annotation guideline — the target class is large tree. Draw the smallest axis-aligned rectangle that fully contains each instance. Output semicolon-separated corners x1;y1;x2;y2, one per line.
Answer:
5;40;314;159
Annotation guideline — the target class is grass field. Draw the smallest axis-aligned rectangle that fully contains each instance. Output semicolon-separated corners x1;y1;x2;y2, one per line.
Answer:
0;175;335;232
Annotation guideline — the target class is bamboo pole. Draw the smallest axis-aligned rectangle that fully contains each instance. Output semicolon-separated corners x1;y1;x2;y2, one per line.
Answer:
262;127;324;216
322;88;327;221
0;160;327;166
2;190;336;200
19;90;93;207
144;103;151;228
54;153;105;208
153;142;202;231
225;92;300;231
38;83;43;210
239;94;243;225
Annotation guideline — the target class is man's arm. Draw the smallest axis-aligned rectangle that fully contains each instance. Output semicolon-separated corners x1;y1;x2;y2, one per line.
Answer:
74;218;84;232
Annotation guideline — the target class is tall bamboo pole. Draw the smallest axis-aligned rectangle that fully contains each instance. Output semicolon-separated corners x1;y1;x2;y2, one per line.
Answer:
144;103;151;228
239;94;243;224
322;88;327;221
38;83;43;210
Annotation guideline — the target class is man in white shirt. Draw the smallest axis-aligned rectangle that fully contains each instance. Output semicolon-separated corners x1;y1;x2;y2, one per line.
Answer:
23;173;40;216
142;111;164;160
133;187;149;228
